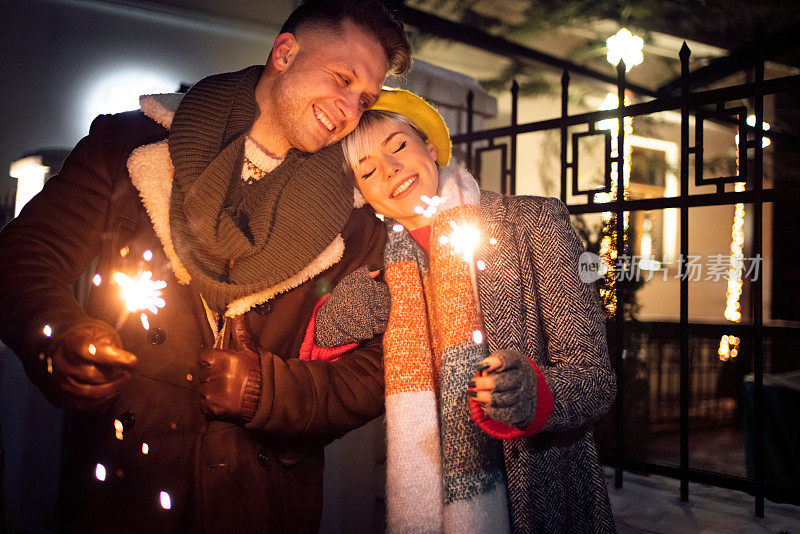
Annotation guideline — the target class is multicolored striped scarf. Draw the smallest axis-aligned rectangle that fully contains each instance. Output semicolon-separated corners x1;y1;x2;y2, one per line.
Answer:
382;170;510;533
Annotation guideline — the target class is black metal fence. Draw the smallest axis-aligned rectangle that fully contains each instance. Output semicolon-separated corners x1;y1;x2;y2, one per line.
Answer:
451;43;800;515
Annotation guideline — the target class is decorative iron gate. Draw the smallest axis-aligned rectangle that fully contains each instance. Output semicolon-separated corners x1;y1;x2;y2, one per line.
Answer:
450;43;800;516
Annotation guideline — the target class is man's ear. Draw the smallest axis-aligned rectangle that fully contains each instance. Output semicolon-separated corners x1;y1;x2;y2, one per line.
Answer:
269;33;299;72
427;141;439;162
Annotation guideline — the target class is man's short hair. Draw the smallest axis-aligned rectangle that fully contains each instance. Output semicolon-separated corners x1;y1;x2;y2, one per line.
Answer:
280;0;411;76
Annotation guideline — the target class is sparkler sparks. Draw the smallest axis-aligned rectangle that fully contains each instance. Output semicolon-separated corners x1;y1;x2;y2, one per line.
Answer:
95;463;107;482
446;221;481;262
114;419;124;440
140;313;150;331
472;330;484;345
415;195;441;219
113;271;166;314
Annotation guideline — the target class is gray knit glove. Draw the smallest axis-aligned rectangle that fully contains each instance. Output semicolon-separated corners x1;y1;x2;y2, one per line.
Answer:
314;266;389;347
483;349;538;429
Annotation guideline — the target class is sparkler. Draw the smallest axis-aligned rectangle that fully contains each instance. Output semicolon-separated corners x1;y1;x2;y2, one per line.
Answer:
438;216;485;341
112;270;167;330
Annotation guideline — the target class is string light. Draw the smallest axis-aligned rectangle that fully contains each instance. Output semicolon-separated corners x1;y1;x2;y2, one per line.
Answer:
159;491;172;510
596;92;632;316
718;334;740;362
43;324;52;337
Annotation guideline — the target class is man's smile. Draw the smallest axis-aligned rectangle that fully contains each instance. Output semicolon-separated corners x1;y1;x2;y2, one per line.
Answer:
313;104;336;132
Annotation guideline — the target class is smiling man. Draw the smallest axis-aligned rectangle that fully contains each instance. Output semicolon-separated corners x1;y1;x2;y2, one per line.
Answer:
0;0;409;531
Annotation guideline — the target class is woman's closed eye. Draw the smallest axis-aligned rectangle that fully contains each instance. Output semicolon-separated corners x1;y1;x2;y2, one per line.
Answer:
392;141;407;153
361;167;376;180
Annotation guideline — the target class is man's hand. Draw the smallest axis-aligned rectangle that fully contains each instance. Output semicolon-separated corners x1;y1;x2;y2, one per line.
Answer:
198;315;262;422
467;349;537;429
46;319;138;411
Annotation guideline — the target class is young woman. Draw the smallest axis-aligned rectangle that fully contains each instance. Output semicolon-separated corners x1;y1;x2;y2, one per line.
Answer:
302;88;617;533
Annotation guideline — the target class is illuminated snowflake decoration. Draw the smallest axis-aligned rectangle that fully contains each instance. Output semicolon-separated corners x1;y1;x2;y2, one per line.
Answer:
606;28;644;72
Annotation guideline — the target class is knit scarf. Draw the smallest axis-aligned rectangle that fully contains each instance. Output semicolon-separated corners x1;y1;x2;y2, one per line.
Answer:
168;65;354;313
382;171;509;533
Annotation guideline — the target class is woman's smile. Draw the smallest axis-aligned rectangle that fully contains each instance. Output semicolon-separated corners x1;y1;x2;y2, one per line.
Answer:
390;174;419;199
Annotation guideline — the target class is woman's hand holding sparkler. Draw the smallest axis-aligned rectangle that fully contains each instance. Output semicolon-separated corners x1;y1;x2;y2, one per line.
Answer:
45;319;138;411
468;349;538;429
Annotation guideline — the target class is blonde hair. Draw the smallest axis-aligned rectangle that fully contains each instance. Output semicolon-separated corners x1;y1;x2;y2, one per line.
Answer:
342;110;428;179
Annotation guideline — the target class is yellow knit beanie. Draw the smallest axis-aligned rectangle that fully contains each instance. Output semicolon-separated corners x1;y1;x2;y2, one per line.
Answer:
371;87;452;166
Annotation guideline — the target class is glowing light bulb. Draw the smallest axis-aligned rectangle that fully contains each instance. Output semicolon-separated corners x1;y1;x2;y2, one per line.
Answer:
472;330;484;344
92;274;102;286
606;28;644;72
143;250;153;262
141;443;149;455
43;324;52;337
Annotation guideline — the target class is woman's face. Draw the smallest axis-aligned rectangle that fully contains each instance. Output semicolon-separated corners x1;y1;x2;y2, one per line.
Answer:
351;120;439;230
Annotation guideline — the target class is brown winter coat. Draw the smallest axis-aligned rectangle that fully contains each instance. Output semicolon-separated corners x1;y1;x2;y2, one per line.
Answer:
0;107;386;533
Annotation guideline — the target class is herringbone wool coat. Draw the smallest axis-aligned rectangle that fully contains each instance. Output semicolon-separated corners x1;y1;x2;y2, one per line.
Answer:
476;191;616;533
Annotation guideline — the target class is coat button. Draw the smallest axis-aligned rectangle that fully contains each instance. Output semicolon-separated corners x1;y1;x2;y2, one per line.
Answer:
147;327;166;345
257;448;272;467
255;301;273;315
116;410;135;431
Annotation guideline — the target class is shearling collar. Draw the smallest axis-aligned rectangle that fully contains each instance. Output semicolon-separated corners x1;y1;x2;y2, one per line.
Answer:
128;93;346;317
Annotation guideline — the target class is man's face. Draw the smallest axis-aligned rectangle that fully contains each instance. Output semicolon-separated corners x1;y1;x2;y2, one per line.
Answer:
272;20;388;153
